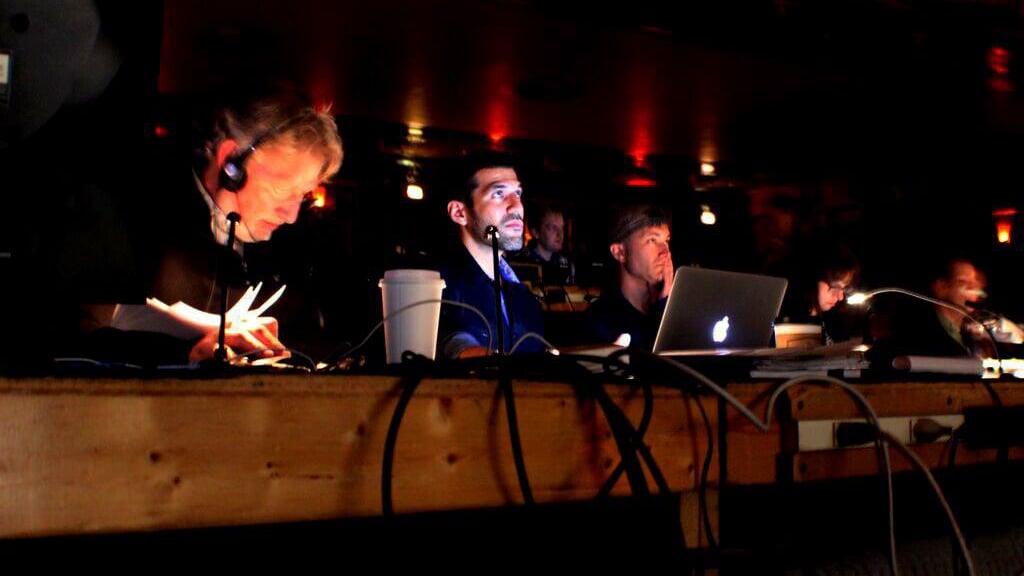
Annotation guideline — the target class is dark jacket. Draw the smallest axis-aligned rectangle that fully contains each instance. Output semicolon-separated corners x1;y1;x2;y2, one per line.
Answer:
870;296;974;359
63;154;326;365
517;241;575;286
438;244;545;357
583;288;667;352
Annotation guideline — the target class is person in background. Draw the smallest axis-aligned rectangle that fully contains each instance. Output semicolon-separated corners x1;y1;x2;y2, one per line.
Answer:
779;241;860;345
522;202;575;286
872;253;1001;358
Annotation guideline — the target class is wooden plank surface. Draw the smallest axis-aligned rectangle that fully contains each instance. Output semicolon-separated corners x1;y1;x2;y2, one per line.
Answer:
723;383;782;485
787;381;1024;420
779;380;1024;482
792;443;1024;482
0;374;717;538
4;375;1019;537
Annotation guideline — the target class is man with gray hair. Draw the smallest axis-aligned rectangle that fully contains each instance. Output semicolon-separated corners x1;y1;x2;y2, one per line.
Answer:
72;83;344;365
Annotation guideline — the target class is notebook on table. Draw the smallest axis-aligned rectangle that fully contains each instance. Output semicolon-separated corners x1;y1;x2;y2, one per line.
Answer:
652;266;788;355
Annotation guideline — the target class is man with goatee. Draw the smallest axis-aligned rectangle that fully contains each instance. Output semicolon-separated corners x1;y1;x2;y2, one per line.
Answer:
438;155;545;359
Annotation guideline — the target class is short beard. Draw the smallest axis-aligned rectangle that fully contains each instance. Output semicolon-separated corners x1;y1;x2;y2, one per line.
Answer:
472;218;523;252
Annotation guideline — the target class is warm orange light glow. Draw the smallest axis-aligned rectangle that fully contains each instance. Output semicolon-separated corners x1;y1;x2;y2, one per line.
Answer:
700;204;717;225
997;219;1013;244
700;162;716;176
311;186;327;209
993;208;1018;218
406;183;424;200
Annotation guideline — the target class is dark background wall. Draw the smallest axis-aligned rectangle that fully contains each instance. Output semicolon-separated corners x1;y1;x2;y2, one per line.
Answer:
5;0;1024;348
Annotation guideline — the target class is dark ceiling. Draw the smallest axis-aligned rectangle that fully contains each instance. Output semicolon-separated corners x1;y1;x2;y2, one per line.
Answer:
7;0;1024;334
156;0;1024;175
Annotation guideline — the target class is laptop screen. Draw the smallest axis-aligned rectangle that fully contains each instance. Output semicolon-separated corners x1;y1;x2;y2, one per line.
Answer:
652;266;788;353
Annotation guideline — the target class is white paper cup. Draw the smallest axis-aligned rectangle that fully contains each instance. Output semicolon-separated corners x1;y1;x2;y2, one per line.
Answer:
774;323;822;348
379;269;446;363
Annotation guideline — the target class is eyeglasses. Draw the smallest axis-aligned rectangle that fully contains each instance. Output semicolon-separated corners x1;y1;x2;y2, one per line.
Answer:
255;179;313;202
826;282;851;295
246;150;320;202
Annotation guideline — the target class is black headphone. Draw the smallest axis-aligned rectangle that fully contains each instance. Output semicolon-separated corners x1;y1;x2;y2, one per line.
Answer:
218;143;258;192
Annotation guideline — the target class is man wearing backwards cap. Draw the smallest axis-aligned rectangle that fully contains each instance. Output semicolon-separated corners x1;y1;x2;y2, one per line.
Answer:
583;205;674;351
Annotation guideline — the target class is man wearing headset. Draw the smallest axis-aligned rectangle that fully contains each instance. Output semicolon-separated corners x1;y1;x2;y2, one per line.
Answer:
74;85;343;364
175;86;344;362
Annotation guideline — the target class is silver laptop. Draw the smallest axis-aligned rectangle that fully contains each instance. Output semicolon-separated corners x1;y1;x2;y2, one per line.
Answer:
652;266;787;354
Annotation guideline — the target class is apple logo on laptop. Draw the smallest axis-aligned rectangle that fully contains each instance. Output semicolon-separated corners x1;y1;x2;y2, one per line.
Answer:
712;315;730;344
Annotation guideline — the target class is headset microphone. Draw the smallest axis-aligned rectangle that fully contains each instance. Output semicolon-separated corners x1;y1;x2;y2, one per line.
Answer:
486;225;505;355
215;212;242;363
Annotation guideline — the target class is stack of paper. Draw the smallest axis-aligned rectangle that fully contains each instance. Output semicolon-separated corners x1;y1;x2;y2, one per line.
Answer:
111;283;285;340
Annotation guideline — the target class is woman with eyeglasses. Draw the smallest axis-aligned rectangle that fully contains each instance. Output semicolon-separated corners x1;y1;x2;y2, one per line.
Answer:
778;240;861;345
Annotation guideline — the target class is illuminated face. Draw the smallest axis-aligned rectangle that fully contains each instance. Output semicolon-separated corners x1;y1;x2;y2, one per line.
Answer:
935;261;986;311
466;167;524;252
537;212;565;253
234;144;324;242
618;224;672;285
817;272;853;313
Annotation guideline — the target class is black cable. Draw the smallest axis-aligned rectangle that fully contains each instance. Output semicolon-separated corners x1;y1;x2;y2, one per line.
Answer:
977;381;1008;467
946;430;967;576
232;347;317;370
693;391;718;550
383;348;654;512
214;212;240;364
485;226;505;355
555;278;575;312
619;388;671;493
981;380;1003;408
643;357;902;576
580;349;654;497
597;376;673;498
587;372;651;498
602;348;633;378
381;359;425;515
876;428;976;576
499;375;534;505
613;348;717;548
320;299;494;369
470;350;655;500
598;351;672;495
598;378;654;497
602;350;718;561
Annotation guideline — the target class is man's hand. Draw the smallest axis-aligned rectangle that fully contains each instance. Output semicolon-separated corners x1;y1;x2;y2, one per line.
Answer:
658;253;675;300
188;317;288;363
